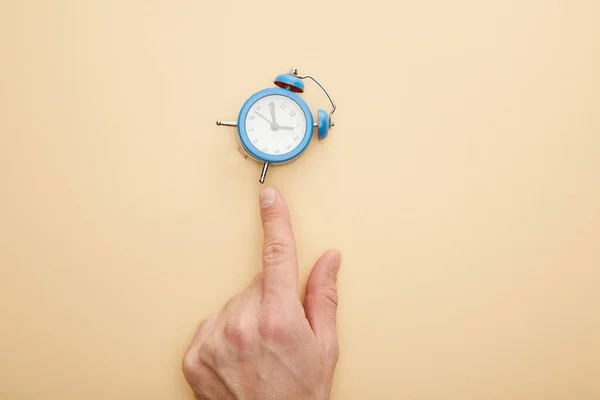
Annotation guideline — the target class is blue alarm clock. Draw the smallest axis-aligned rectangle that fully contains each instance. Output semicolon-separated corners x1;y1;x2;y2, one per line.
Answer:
217;68;336;183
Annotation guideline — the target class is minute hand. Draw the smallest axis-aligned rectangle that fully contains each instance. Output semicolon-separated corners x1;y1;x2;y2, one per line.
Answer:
254;111;273;124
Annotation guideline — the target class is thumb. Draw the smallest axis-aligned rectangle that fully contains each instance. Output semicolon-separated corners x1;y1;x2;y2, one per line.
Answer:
304;250;341;347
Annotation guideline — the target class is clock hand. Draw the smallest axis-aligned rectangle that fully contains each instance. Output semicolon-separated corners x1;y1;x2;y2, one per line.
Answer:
277;126;296;130
254;111;273;125
269;102;278;125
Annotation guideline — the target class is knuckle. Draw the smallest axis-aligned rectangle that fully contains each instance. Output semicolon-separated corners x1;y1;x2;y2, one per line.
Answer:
182;339;218;393
223;317;252;349
322;286;339;308
307;282;338;309
261;206;284;222
262;240;289;265
182;348;202;380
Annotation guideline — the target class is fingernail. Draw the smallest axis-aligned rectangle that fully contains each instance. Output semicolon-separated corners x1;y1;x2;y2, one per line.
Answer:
329;253;341;276
260;187;277;208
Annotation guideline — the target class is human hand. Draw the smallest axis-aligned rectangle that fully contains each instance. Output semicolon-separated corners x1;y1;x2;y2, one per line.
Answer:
182;187;341;400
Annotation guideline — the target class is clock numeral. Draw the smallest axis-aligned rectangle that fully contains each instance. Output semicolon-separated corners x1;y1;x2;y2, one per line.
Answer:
256;105;261;111
263;148;268;152
286;144;291;150
293;135;299;141
248;127;254;132
280;103;286;110
249;115;255;120
289;111;296;117
252;139;258;144
275;149;280;154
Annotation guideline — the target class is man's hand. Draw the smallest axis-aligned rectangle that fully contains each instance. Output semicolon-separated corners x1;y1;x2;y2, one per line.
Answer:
182;187;341;400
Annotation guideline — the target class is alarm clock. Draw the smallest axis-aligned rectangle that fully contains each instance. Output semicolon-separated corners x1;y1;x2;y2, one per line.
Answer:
217;68;336;183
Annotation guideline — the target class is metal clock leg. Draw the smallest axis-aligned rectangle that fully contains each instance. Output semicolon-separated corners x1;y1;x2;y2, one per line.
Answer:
216;120;237;126
259;162;269;184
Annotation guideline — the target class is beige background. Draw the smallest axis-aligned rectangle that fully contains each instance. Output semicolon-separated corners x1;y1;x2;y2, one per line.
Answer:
1;0;599;399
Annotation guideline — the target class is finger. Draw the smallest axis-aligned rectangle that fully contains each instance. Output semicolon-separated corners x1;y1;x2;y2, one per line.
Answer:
304;250;341;347
259;187;298;297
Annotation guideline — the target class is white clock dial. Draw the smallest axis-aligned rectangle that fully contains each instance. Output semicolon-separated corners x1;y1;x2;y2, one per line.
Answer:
244;95;307;156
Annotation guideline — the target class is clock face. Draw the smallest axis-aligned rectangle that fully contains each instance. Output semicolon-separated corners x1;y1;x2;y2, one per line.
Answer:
243;94;308;156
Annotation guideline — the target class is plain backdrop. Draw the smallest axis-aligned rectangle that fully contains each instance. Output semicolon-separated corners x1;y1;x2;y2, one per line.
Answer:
1;0;599;399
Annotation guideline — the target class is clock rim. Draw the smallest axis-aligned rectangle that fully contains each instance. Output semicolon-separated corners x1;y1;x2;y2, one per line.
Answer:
237;88;314;164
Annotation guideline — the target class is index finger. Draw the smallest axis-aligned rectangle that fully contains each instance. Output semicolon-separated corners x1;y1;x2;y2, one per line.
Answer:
259;187;298;297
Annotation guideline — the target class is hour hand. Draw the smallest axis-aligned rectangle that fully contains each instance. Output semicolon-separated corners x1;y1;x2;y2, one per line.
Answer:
277;125;295;130
269;102;277;125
